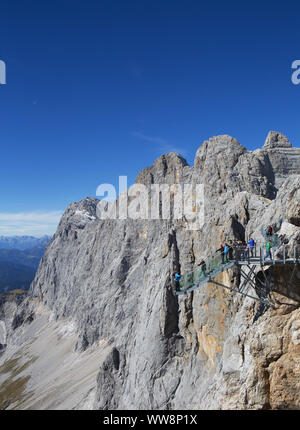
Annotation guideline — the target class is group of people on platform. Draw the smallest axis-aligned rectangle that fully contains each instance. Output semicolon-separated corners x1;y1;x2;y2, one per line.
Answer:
216;238;256;264
171;224;284;291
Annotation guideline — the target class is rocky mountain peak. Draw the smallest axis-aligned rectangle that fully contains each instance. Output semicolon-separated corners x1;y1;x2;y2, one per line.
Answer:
134;131;299;201
263;131;292;150
192;135;276;199
194;134;246;168
261;131;300;189
136;152;190;185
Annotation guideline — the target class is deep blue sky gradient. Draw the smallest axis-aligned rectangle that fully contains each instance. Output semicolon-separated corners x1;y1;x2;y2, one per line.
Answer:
0;0;299;224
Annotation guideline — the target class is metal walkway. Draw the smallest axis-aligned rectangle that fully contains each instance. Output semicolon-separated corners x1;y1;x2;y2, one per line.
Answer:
175;226;299;307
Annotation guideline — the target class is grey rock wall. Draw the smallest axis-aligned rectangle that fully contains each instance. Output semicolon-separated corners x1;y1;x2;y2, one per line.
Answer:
1;131;300;410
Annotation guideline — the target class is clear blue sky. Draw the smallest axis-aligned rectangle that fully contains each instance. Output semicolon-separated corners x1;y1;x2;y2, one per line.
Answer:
0;0;299;235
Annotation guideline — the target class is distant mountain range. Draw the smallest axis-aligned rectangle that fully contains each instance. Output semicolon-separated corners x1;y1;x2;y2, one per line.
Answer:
0;235;52;250
0;236;52;294
0;261;37;293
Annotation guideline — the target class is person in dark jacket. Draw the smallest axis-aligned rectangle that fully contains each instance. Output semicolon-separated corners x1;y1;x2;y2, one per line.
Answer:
228;241;234;260
199;260;207;277
216;244;225;264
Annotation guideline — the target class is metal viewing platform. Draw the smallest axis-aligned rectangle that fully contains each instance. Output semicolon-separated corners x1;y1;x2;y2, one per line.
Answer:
174;226;299;313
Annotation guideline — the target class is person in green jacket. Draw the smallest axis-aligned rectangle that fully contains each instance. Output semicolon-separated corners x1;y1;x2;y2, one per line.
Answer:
264;241;272;260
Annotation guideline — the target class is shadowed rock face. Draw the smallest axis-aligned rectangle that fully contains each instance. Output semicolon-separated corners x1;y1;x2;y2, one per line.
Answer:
1;132;300;410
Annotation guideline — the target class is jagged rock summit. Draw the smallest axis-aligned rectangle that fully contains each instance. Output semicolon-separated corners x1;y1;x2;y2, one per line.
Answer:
263;131;292;149
0;131;300;410
261;131;300;189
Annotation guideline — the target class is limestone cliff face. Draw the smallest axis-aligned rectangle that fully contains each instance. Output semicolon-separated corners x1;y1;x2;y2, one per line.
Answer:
1;131;300;410
262;131;300;189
